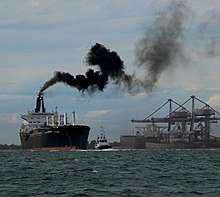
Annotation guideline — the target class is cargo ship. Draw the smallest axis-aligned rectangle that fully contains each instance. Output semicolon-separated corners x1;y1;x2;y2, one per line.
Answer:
121;96;220;149
19;94;90;150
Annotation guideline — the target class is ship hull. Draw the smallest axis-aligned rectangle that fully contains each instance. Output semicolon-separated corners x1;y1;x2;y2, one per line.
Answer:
96;144;112;150
20;125;90;150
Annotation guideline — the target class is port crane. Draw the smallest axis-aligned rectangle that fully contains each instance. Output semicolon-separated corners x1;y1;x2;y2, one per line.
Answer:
131;96;220;145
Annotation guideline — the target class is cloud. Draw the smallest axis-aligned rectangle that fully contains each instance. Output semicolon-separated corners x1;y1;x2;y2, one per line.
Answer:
208;86;220;91
85;110;112;119
0;94;32;101
133;92;148;99
9;113;20;124
0;113;20;124
183;84;202;92
207;94;220;109
0;81;15;92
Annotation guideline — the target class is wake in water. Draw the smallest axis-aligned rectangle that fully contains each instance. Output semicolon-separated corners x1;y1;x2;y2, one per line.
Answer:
74;148;120;152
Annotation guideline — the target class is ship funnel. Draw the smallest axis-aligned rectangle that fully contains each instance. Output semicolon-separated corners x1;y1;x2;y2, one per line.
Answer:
35;96;41;112
40;96;46;113
35;94;46;113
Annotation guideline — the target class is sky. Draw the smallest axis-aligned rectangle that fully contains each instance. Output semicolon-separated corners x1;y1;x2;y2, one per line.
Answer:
0;0;220;145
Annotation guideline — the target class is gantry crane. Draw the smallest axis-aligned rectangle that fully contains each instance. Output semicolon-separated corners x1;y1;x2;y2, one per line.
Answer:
131;96;220;145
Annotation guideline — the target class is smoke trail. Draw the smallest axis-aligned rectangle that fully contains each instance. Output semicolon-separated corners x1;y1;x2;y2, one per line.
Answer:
198;12;220;58
39;43;135;95
39;1;190;95
135;0;190;89
85;43;135;91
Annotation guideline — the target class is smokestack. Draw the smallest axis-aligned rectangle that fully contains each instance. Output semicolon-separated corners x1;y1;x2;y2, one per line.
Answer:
40;96;46;113
35;93;46;113
35;96;41;112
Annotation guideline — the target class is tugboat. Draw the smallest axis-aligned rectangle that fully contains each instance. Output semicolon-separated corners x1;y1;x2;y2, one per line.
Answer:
95;127;112;150
19;94;90;150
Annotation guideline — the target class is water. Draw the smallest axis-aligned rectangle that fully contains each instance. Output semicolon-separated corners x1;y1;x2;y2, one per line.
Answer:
0;149;220;197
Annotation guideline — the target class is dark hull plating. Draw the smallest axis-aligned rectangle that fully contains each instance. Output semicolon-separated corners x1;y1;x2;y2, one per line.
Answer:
20;125;90;150
97;145;112;150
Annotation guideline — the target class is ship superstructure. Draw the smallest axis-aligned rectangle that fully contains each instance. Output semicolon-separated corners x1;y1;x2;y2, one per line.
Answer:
20;95;90;150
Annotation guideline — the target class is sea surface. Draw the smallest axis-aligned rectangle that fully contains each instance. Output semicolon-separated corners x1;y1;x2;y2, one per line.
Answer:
0;149;220;197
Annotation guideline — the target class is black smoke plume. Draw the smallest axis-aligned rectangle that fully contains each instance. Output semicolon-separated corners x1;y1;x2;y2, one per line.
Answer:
135;0;190;89
39;43;134;95
39;1;190;95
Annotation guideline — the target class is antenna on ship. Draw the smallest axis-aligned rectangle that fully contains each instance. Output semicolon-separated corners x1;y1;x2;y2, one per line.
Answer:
72;111;76;125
